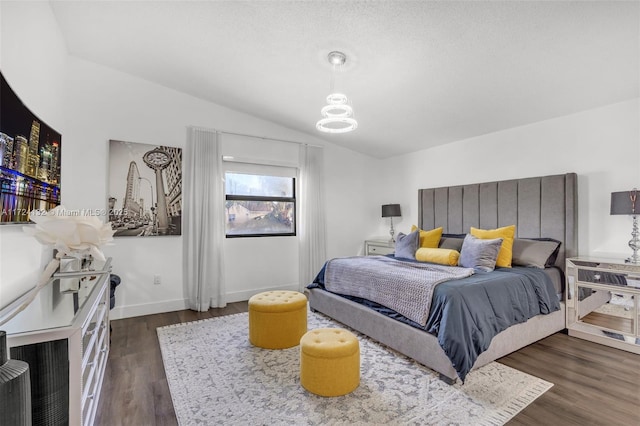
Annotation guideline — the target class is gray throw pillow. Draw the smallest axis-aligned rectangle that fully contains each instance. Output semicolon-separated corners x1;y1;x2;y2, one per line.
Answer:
395;230;419;259
512;238;562;268
439;236;465;251
459;234;503;272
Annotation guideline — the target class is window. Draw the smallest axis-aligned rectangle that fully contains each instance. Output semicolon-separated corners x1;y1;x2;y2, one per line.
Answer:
225;172;295;237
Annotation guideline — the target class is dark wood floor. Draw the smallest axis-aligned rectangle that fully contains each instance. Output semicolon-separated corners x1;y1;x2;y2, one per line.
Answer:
96;302;640;425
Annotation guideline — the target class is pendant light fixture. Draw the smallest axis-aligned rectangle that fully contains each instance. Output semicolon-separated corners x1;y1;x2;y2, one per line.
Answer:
316;51;358;133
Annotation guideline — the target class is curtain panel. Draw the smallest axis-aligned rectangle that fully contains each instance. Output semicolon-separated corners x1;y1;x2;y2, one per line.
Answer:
298;145;327;290
183;127;226;310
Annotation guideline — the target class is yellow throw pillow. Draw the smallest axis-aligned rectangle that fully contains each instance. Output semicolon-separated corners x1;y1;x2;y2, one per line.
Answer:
415;248;460;266
410;225;443;248
470;225;516;268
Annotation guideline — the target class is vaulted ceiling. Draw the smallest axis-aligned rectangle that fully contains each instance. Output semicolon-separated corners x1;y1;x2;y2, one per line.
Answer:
49;1;639;158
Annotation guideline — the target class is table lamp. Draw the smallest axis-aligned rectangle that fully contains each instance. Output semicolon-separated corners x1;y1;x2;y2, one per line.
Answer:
381;204;401;242
610;189;639;264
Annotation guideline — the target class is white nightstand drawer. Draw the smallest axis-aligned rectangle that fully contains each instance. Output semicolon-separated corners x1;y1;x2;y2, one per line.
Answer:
364;239;395;256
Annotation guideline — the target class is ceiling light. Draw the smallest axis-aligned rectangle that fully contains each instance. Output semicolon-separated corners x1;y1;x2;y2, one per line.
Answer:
316;51;357;134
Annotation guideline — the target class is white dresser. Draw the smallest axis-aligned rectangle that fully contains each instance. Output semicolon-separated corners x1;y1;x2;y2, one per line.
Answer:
0;258;112;425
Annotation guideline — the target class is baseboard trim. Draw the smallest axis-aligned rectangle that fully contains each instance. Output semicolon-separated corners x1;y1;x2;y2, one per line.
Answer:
111;284;300;319
225;284;300;303
110;299;189;320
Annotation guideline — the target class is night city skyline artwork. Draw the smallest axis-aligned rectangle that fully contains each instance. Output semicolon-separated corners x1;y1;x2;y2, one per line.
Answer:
0;72;62;224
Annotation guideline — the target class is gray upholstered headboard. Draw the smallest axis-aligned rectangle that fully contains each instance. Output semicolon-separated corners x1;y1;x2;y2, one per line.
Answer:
418;173;578;269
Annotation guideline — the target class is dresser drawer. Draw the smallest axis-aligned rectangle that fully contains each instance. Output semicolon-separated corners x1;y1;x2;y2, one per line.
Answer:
82;327;108;425
80;277;110;426
81;286;108;363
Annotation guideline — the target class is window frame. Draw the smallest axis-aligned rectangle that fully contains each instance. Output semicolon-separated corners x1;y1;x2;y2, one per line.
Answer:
224;174;296;238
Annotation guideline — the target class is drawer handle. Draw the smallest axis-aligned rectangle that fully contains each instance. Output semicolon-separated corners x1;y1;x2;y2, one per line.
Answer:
87;393;95;400
87;361;95;367
85;328;96;336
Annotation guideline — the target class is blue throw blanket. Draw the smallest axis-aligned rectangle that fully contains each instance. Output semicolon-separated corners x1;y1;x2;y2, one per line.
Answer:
309;257;560;382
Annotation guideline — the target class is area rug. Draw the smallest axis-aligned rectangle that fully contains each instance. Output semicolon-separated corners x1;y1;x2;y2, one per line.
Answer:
157;310;553;425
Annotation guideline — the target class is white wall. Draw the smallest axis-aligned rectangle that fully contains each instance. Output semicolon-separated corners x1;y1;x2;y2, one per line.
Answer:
0;1;68;308
0;2;378;316
372;98;640;259
2;1;638;319
220;134;301;302
64;58;376;319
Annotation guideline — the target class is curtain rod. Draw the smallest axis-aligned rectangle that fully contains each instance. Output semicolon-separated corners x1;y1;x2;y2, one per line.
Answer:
189;126;323;149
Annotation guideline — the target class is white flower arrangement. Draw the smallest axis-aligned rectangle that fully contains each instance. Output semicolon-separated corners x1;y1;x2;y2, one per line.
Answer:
23;205;115;261
0;206;115;327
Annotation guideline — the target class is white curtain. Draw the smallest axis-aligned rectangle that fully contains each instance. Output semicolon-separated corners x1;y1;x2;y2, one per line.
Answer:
298;145;327;290
183;127;226;310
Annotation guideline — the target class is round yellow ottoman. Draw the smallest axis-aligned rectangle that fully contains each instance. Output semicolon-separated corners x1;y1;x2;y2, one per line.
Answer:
300;328;360;397
248;291;307;349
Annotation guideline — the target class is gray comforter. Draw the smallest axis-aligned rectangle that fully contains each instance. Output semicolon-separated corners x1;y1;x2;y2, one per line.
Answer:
324;256;474;326
310;258;560;382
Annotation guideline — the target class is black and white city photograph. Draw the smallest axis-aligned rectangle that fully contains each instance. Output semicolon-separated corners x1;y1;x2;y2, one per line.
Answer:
108;139;182;236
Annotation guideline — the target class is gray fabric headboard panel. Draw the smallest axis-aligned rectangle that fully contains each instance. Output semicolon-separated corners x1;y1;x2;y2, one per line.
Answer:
418;173;578;269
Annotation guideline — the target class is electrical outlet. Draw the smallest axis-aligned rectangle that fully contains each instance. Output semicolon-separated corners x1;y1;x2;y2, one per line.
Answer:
153;275;161;285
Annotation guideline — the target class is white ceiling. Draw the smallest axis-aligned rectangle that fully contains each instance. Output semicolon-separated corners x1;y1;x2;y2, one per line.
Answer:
49;0;639;158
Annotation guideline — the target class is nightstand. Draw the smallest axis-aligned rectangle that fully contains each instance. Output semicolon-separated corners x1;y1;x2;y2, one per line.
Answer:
565;257;640;354
364;238;395;256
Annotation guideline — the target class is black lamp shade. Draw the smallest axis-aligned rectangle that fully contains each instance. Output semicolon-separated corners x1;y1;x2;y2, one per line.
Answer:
611;190;638;215
381;204;401;218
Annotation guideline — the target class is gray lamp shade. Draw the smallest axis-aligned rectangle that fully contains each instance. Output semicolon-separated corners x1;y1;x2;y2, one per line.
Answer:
381;204;401;218
610;190;639;215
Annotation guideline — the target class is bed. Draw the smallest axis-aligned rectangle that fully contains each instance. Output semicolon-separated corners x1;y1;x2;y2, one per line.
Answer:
307;173;578;384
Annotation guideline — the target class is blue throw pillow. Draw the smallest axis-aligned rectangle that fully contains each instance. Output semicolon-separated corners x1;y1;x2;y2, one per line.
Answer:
459;234;503;272
394;230;419;260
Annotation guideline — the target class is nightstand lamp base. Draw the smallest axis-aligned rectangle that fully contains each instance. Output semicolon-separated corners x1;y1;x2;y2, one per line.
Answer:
626;214;639;264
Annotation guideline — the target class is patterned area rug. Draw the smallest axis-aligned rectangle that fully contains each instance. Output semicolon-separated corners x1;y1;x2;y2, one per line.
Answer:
157;311;553;425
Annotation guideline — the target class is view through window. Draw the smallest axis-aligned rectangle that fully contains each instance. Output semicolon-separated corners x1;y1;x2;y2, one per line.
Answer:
225;172;295;237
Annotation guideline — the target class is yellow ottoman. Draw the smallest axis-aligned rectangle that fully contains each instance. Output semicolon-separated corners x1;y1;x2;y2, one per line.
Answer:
248;291;307;349
300;328;360;397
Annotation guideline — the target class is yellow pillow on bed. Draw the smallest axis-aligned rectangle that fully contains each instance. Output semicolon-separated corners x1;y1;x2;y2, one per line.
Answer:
410;225;443;248
415;248;460;266
470;225;516;268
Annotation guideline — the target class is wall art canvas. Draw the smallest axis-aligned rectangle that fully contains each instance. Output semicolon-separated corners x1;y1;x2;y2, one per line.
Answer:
0;72;62;224
108;139;182;236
